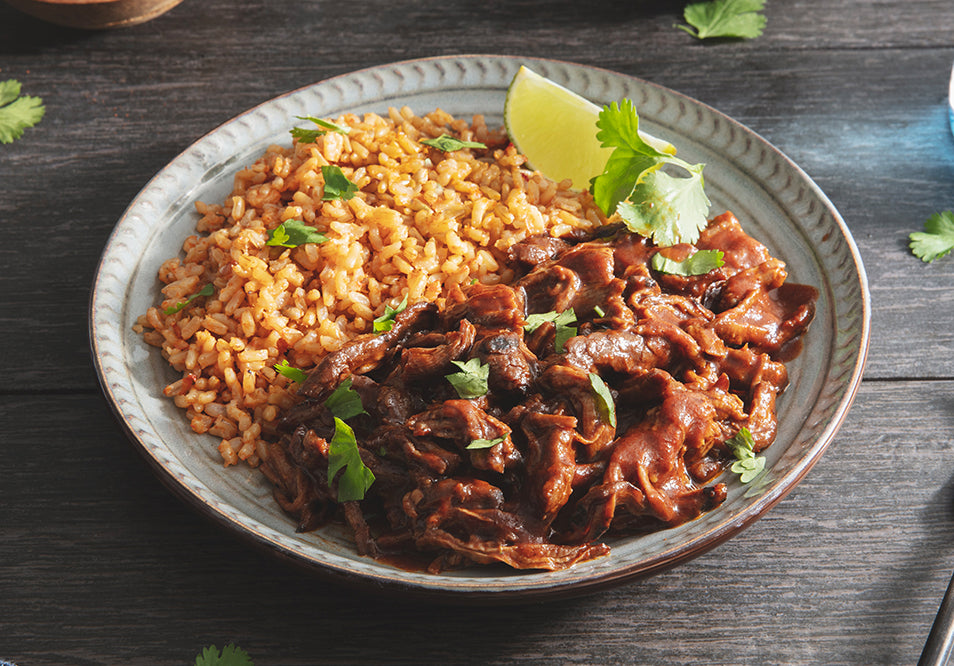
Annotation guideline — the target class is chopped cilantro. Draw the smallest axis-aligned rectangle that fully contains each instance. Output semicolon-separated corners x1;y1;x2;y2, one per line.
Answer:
590;99;710;246
677;0;767;40
910;211;954;263
588;372;617;427
467;436;505;450
523;308;577;352
727;427;766;483
274;359;308;383
372;295;408;333
445;358;490;399
266;219;328;247
651;249;725;276
553;308;578;353
164;283;214;315
324;377;367;420
321;165;358;201
0;79;44;144
194;644;254;666
327;417;375;501
290;115;350;143
420;134;487;152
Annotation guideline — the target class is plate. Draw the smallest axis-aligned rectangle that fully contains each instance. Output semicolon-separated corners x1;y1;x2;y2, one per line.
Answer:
89;55;870;601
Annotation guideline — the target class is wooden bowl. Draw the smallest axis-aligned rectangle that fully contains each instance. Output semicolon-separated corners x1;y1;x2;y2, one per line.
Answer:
3;0;185;29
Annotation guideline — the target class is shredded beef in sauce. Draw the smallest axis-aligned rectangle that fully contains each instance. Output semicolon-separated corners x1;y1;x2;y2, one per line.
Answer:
260;212;818;572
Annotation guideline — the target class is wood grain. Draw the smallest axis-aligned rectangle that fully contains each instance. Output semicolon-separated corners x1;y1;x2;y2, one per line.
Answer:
2;0;954;663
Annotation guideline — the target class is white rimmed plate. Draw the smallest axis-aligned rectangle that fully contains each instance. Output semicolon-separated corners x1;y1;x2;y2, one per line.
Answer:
90;55;870;601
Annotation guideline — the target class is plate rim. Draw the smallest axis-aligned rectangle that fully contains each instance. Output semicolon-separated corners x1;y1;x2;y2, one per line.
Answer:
89;53;872;601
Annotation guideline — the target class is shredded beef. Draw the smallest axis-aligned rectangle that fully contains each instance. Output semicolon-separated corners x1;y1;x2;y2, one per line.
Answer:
261;212;817;572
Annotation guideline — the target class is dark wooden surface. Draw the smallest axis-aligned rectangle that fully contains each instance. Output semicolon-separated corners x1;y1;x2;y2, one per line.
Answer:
2;1;953;664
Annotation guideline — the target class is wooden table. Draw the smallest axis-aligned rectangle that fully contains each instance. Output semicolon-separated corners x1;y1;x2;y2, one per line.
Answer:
2;1;953;663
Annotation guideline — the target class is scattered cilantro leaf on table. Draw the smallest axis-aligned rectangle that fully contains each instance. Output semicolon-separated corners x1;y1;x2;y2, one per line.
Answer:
274;359;308;383
164;283;214;315
420;134;487;152
910;211;954;263
327;417;375;501
194;644;254;666
266;219;328;247
446;358;490;399
590;99;710;245
373;295;408;333
290;115;350;143
678;0;767;40
324;376;367;420
321;165;358;201
651;249;725;276
0;79;45;144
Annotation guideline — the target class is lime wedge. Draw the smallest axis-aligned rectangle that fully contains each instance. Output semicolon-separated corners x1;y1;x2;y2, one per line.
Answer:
504;66;675;190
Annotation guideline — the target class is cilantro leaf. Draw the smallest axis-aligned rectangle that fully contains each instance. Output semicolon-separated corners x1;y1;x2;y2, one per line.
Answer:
321;165;358;201
290;115;350;143
420;134;487;152
590;99;669;217
651;249;725;276
266;219;328;247
467;436;505;450
324;376;367;420
553;308;577;353
588;372;617;427
194;644;254;666
523;308;576;352
910;211;954;263
327;417;375;502
0;79;45;144
727;427;766;483
446;358;490;399
274;359;308;383
616;161;711;246
373;295;408;333
678;0;767;40
590;100;710;245
164;283;214;315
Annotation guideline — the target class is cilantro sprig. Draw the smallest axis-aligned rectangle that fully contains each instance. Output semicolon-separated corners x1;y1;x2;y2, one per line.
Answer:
0;79;45;144
524;308;577;353
321;165;358;201
373;295;408;333
164;283;214;315
290;115;351;143
727;427;766;483
910;211;954;263
420;134;487;152
446;358;490;399
651;249;725;276
324;377;367;420
327;417;375;501
467;436;505;450
590;99;710;246
194;644;254;666
274;359;308;383
266;219;328;248
588;372;617;427
677;0;767;40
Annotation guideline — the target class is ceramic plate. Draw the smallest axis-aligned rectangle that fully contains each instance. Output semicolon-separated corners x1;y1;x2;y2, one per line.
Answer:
90;55;870;600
